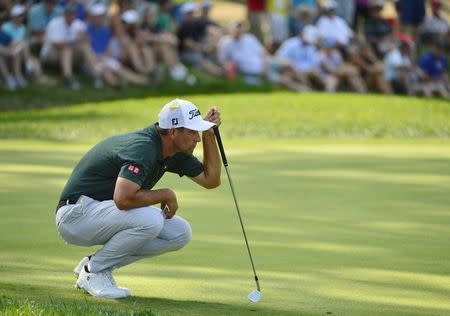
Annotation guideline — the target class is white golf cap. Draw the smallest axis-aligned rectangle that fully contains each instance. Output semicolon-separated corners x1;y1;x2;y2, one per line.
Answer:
323;0;338;9
121;9;139;24
302;25;319;45
158;99;215;131
89;3;107;16
181;2;197;14
10;4;26;17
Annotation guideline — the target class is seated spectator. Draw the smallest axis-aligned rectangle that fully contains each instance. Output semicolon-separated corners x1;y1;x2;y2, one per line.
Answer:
0;29;19;90
2;4;48;84
177;2;223;77
156;0;177;33
319;38;367;93
395;0;426;37
289;5;316;37
277;24;326;90
219;21;307;91
40;5;101;90
86;3;150;88
417;40;449;98
140;3;191;82
121;9;156;76
316;0;353;51
28;0;63;48
198;0;223;58
383;40;417;95
364;0;395;57
347;35;392;94
419;0;449;45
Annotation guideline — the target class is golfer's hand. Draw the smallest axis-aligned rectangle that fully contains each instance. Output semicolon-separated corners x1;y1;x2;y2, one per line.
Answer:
161;189;178;219
204;106;221;132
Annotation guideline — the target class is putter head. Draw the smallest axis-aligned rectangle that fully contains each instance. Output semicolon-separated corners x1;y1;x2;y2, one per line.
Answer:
248;289;261;303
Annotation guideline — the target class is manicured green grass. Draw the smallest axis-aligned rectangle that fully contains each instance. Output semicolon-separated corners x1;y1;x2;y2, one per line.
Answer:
0;93;449;315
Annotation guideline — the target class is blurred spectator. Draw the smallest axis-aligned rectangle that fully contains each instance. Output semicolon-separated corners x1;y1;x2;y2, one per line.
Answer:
347;35;392;94
0;29;20;90
316;0;353;50
383;40;417;95
395;0;426;37
2;4;48;85
353;0;369;31
277;24;326;90
177;2;223;77
0;0;12;26
364;0;395;57
418;0;449;45
197;1;224;62
156;0;176;32
334;0;356;26
219;21;307;91
319;38;367;93
121;9;156;76
40;5;100;90
267;0;290;51
246;0;266;45
59;0;87;21
289;5;316;37
28;0;63;48
140;3;191;82
417;40;449;98
86;3;150;87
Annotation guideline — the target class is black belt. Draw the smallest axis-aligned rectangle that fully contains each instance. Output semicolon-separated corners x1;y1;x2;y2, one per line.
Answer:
56;198;77;213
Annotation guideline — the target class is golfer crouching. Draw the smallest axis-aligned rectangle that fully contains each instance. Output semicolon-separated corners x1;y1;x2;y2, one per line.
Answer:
55;99;221;298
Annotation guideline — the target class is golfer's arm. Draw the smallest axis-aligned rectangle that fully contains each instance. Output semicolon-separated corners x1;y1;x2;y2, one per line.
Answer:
113;177;174;210
190;132;221;189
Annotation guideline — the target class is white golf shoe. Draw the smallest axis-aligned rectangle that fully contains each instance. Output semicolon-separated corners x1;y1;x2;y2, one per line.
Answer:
76;266;131;299
74;256;89;277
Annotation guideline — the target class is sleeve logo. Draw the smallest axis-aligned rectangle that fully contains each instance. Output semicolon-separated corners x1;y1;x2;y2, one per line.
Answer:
128;164;140;174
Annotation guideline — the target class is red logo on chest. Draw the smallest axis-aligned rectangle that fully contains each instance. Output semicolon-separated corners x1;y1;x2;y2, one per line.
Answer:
128;165;140;174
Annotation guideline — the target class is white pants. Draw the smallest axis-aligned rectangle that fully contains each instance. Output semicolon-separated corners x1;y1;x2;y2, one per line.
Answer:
56;195;192;273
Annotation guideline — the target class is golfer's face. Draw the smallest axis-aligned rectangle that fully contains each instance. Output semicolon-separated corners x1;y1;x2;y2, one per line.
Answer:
174;128;201;154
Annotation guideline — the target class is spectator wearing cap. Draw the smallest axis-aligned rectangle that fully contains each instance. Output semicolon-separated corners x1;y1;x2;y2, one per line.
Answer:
316;0;353;50
2;4;49;86
419;0;449;45
417;40;449;98
140;4;191;82
28;0;63;48
289;5;316;37
246;0;266;45
40;4;101;90
86;3;150;87
177;2;223;77
319;37;367;93
395;0;426;38
267;0;290;52
383;41;418;95
364;0;395;57
219;21;308;91
120;9;157;76
276;24;327;90
347;35;392;94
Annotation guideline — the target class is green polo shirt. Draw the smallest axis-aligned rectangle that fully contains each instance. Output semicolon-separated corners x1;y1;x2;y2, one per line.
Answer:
59;124;203;202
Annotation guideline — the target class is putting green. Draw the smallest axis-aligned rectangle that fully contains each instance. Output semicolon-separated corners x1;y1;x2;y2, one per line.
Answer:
1;139;449;315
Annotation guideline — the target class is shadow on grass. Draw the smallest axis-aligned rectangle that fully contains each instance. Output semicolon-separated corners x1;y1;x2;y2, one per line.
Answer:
0;282;304;316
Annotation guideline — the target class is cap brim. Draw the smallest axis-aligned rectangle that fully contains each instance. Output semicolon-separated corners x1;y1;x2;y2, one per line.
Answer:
186;120;215;131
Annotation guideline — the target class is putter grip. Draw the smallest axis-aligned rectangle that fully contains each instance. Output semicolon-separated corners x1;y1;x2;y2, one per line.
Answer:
213;127;228;167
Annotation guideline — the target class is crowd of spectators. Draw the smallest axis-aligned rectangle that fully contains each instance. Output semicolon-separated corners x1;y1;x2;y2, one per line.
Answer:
0;0;448;98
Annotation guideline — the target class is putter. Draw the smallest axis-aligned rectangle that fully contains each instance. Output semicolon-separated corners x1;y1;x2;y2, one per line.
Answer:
214;127;261;303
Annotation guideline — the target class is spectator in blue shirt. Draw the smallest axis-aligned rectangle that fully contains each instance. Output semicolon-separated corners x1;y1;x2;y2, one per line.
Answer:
417;40;449;98
28;0;63;47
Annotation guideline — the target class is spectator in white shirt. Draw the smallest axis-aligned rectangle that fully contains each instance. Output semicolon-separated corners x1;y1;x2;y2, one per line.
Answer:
316;0;353;50
419;0;449;45
219;21;307;91
383;41;417;95
277;24;325;90
40;4;100;90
